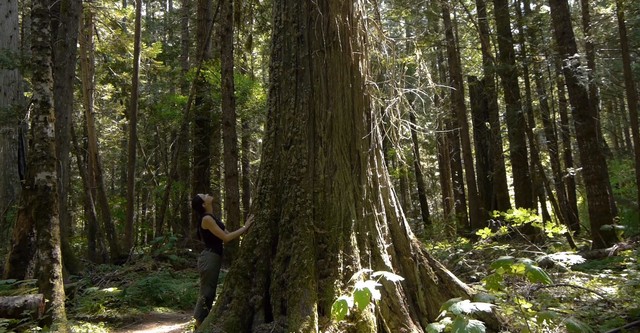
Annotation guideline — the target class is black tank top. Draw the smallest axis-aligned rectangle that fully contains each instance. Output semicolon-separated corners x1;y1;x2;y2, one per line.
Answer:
200;213;225;255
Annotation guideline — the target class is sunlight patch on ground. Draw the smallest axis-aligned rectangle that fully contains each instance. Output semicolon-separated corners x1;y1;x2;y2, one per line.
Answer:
123;322;190;333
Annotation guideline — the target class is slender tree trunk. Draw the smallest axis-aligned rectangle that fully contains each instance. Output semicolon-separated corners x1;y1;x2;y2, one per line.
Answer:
125;0;142;253
469;76;492;217
523;0;579;232
409;111;431;227
442;2;481;232
51;0;82;275
221;0;242;264
515;0;550;225
192;0;214;230
615;0;640;213
549;0;619;249
493;0;534;210
203;1;502;332
27;0;67;328
79;3;119;261
554;59;580;233
474;0;510;213
581;0;609;156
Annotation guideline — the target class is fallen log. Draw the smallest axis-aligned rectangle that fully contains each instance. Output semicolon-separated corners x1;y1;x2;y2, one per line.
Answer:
0;294;45;319
579;237;639;260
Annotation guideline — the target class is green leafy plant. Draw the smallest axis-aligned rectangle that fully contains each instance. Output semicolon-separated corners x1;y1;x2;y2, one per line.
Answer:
477;208;568;240
426;298;495;333
331;269;404;322
483;256;593;332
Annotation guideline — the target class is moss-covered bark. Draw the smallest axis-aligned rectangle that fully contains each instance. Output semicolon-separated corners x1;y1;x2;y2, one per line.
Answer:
200;1;503;332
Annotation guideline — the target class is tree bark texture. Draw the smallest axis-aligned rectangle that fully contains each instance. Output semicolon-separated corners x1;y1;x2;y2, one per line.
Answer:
493;0;534;210
51;0;82;275
474;0;510;214
26;0;68;328
221;0;242;265
191;0;214;230
549;0;619;249
442;2;481;232
125;0;142;252
203;1;500;332
79;4;119;261
0;294;45;319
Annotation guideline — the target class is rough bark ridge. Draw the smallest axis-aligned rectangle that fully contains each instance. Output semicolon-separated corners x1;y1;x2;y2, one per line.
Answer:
203;1;493;332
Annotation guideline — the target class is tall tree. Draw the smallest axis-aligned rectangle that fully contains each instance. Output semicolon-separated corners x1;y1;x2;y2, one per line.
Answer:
51;0;82;274
549;0;619;249
79;2;119;261
442;2;482;232
191;0;215;230
201;0;502;331
493;0;534;210
125;0;143;252
0;0;26;260
25;0;68;328
615;0;640;212
474;0;511;214
220;0;242;263
523;0;580;232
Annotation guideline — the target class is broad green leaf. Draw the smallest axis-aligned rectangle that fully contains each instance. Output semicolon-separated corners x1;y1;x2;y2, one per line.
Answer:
355;280;382;301
525;265;553;284
353;287;372;311
451;316;467;333
491;256;515;270
564;317;594;333
440;297;463;312
371;271;405;282
331;296;352;321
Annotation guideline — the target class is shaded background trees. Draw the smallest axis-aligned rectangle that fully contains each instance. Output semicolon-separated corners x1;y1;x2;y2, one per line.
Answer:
0;0;639;329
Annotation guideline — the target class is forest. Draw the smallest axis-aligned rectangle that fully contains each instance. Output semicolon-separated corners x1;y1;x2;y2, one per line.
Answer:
0;0;639;331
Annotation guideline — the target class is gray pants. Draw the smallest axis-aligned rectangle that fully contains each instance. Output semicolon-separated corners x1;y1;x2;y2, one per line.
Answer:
193;250;222;323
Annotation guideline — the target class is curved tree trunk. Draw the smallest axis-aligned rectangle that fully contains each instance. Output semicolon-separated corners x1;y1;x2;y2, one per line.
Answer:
202;1;501;332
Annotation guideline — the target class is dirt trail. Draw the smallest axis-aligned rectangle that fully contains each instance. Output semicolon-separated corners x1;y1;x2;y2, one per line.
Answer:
111;311;193;333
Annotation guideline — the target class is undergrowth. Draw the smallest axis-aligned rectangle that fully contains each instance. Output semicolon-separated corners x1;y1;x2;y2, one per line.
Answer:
426;234;640;332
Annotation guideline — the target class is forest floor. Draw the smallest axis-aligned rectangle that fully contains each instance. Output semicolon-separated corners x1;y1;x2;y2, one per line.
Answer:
109;311;193;333
1;233;638;332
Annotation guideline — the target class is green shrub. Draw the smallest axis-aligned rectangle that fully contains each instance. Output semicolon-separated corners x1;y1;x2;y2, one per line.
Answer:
122;271;198;309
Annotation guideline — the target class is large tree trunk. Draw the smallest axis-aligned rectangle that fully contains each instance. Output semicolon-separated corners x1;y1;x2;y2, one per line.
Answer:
202;1;501;332
549;0;619;249
26;0;68;328
51;0;82;275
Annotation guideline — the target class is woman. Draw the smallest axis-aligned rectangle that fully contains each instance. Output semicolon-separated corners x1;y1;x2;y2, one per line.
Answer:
191;193;253;328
